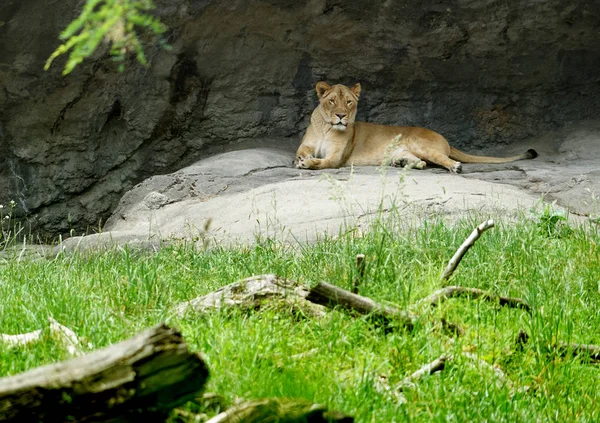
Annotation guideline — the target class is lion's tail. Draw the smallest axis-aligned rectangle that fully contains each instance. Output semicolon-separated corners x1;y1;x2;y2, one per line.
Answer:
449;147;538;164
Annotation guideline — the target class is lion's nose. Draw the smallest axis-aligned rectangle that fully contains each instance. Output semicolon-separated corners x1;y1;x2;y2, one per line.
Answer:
336;113;346;119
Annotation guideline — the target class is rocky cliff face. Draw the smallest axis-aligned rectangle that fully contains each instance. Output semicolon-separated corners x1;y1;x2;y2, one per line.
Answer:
1;0;599;237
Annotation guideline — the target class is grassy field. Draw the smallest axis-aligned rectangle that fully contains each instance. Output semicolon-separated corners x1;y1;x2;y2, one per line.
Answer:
0;207;599;422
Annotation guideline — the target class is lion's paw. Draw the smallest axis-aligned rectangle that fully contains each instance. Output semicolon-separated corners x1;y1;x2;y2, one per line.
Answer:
393;158;409;168
451;162;463;174
394;158;427;170
414;160;427;170
295;156;312;169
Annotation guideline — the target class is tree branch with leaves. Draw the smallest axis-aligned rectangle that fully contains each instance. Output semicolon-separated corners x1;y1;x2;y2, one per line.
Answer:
45;0;169;75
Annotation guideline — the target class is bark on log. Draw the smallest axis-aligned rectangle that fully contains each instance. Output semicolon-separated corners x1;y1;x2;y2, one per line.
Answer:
172;274;327;318
0;323;209;422
307;281;415;330
517;330;600;362
173;275;414;329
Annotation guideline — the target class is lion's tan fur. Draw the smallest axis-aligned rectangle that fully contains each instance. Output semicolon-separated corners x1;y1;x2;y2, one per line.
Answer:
294;82;537;173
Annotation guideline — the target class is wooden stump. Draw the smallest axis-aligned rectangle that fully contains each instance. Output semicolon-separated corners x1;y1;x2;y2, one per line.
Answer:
0;324;209;422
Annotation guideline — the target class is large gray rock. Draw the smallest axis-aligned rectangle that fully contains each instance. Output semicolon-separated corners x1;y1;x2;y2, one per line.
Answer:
59;150;544;251
1;0;599;237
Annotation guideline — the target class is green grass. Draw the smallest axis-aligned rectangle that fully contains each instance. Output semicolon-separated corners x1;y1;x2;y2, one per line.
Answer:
0;210;599;422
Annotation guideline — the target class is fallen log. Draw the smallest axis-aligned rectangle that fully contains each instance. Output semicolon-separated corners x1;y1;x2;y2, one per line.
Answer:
0;323;209;422
173;275;414;329
172;274;327;318
307;281;415;330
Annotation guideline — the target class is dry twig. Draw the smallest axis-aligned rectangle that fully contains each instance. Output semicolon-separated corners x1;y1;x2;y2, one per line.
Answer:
0;316;84;355
420;286;531;312
0;329;43;347
396;354;453;390
307;281;415;329
442;219;495;280
351;254;366;294
555;342;600;362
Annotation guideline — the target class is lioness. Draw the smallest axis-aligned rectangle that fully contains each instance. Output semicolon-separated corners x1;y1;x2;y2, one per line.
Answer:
294;82;537;173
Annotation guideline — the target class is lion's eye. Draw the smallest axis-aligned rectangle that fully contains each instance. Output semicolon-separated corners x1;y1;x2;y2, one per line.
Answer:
346;100;353;106
329;99;335;105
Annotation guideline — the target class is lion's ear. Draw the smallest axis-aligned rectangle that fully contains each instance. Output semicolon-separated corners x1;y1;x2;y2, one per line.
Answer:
316;81;331;99
350;83;361;98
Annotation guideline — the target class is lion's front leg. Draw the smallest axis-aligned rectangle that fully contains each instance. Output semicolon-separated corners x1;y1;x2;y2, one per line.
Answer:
295;157;341;169
296;148;346;169
294;144;315;168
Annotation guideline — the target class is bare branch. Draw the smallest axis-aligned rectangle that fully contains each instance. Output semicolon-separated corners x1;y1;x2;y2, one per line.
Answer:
0;329;43;347
516;330;600;363
351;254;366;294
307;281;415;330
374;374;406;404
396;354;453;390
0;317;84;355
48;316;83;356
556;342;600;362
420;286;531;312
442;219;495;280
172;274;326;318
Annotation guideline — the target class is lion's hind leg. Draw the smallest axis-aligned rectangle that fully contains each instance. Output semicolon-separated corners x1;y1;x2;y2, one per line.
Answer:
388;149;427;170
420;151;462;173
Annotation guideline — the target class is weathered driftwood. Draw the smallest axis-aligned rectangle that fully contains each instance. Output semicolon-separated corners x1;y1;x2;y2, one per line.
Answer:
0;316;83;355
420;286;531;312
0;323;209;422
397;354;452;390
172;274;327;318
442;219;495;280
205;398;353;423
307;281;415;329
173;275;414;329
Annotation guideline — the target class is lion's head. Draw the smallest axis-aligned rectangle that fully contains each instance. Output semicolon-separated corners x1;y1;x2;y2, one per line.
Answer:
315;81;361;131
